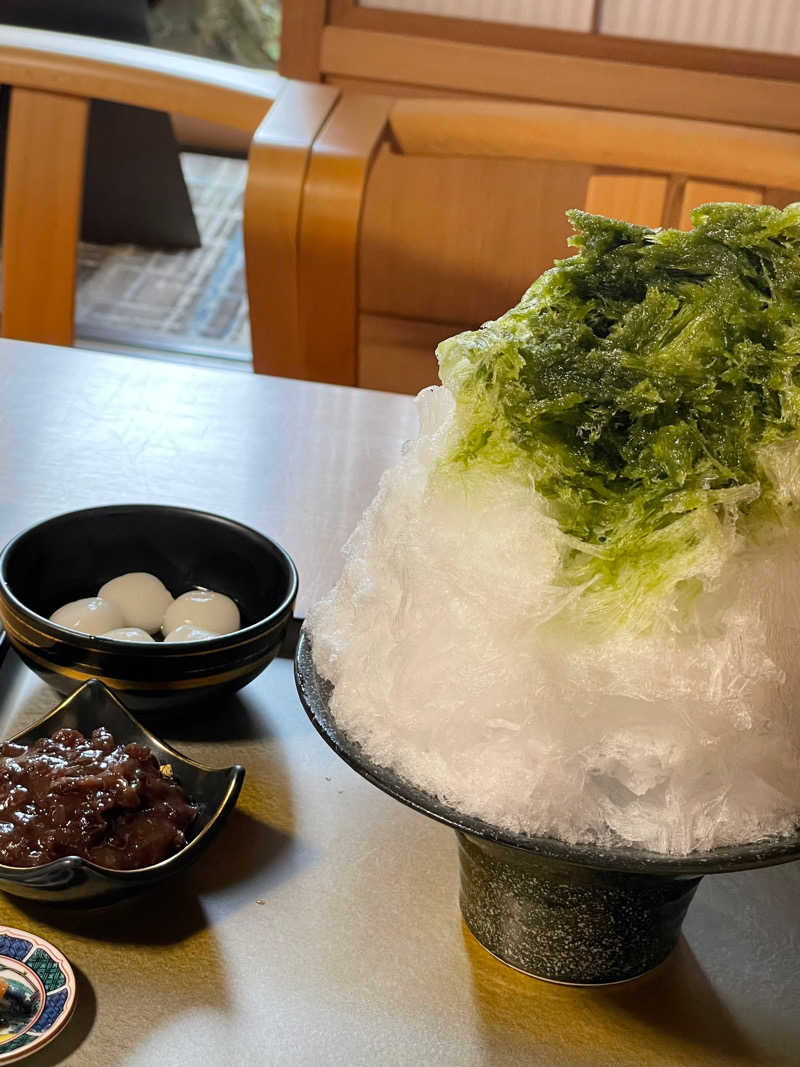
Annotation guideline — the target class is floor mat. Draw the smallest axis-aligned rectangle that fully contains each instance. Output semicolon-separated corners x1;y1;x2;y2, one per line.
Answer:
75;153;251;363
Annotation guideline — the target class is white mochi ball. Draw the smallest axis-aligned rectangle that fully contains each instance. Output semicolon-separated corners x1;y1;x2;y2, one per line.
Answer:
98;572;173;633
163;624;220;643
101;627;156;643
50;597;124;636
161;589;239;638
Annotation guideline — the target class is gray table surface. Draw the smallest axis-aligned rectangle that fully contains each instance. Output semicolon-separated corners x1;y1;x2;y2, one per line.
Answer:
0;339;418;619
0;341;797;1066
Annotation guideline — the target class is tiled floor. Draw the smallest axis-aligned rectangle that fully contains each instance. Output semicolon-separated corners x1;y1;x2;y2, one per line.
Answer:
75;153;251;366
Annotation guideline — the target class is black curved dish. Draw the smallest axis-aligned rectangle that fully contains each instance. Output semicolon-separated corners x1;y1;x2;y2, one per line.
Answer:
0;679;244;905
296;628;800;983
0;504;298;712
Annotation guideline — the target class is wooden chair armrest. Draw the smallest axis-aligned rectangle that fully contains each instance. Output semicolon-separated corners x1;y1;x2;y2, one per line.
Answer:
296;93;394;385
0;25;284;132
244;80;339;376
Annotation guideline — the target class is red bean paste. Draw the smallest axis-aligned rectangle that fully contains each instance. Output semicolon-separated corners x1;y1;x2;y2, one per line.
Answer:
0;727;197;869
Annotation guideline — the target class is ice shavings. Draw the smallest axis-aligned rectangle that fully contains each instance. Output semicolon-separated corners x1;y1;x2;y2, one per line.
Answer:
309;203;800;854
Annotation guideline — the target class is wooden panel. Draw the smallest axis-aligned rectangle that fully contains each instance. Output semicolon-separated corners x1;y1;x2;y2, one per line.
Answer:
585;174;668;226
328;73;484;99
389;98;800;189
243;81;339;377
0;25;282;134
358;313;456;393
679;181;763;229
601;0;800;57
357;0;595;32
661;176;689;230
321;26;800;132
764;186;800;208
280;0;327;79
298;93;393;385
360;146;590;323
331;0;800;82
1;88;88;346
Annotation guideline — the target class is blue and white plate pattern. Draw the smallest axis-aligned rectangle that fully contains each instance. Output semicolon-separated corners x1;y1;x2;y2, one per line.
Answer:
0;927;76;1062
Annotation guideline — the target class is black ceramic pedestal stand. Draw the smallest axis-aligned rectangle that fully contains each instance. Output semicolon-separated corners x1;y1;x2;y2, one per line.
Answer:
457;832;700;984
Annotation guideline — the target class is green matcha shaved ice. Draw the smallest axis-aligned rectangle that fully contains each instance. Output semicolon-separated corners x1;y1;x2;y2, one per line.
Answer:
438;203;800;630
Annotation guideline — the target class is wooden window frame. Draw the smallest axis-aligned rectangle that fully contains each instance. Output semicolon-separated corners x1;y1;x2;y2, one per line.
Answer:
283;0;800;83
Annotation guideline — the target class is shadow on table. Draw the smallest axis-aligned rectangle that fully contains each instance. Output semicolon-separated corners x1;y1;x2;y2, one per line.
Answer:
600;939;757;1059
8;880;209;947
464;925;758;1065
160;680;315;900
23;964;96;1067
151;690;272;744
7;808;296;949
186;808;295;897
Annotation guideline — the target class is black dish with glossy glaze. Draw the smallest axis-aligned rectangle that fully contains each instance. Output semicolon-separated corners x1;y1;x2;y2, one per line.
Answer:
0;504;298;712
295;629;800;983
0;679;244;905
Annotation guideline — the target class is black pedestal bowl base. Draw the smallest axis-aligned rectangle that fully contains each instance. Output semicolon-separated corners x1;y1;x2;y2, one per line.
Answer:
457;833;699;984
294;630;800;985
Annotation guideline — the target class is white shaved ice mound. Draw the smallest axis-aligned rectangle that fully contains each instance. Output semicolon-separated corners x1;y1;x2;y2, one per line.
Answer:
309;387;800;854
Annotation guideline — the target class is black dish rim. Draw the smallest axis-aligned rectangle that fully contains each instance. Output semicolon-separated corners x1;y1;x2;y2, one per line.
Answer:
295;628;800;877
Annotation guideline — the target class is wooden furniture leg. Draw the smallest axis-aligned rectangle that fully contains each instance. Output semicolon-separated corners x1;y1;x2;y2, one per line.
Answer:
2;87;88;345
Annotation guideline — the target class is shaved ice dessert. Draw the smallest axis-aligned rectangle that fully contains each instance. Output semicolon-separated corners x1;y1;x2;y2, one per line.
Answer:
309;203;800;855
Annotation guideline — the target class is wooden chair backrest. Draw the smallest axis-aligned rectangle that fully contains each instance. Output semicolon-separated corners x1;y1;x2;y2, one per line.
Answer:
0;26;338;367
282;93;800;393
282;0;800;133
389;97;800;225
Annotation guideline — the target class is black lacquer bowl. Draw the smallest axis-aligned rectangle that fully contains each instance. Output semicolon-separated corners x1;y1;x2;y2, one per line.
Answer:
0;679;244;905
295;630;800;984
0;504;298;712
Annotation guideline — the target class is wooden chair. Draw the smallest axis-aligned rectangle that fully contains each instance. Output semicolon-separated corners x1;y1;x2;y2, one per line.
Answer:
273;94;800;394
281;0;800;133
0;25;339;370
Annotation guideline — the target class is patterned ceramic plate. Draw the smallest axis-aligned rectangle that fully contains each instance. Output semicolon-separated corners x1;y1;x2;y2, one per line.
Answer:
0;927;76;1062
